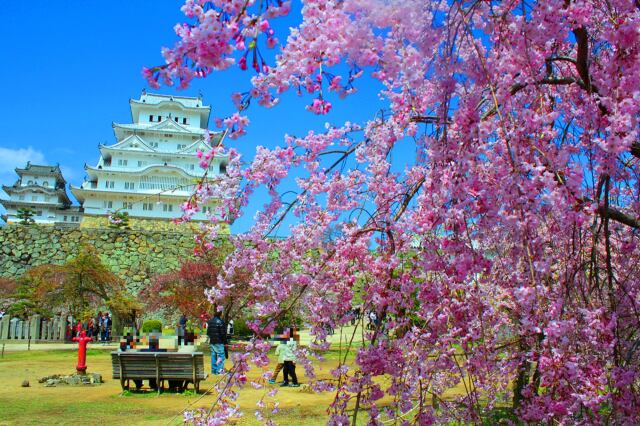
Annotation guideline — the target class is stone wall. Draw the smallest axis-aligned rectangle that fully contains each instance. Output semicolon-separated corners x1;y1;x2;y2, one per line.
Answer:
80;216;231;233
0;224;199;294
80;215;189;232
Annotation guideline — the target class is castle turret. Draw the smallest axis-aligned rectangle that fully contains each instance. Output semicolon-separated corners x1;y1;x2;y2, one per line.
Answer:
1;163;82;225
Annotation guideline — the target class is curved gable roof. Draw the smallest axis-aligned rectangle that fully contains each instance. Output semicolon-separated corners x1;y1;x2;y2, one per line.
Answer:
102;134;155;152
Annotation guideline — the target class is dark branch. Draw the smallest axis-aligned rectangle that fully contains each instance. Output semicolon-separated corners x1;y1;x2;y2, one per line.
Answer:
631;141;640;160
597;205;640;230
573;27;592;93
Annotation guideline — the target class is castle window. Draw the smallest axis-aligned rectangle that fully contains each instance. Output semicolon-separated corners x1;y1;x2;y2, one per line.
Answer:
31;195;38;201
19;195;25;200
104;180;114;189
117;159;128;166
143;203;153;211
163;203;173;212
174;117;179;122
220;163;227;174
103;201;113;209
63;215;67;221
149;115;154;122
27;180;33;185
122;202;133;210
36;210;42;216
124;182;135;190
43;181;49;187
183;118;187;125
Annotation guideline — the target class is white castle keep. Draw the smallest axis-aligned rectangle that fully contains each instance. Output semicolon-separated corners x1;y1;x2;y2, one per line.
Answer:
70;92;227;226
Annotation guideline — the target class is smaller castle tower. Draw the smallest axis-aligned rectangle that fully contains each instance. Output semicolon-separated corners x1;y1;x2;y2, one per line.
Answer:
1;162;82;225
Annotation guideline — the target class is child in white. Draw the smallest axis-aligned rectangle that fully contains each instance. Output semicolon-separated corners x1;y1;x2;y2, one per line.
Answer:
278;337;299;387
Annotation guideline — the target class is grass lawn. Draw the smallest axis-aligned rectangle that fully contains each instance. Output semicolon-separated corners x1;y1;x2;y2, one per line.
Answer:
0;346;368;425
0;343;488;425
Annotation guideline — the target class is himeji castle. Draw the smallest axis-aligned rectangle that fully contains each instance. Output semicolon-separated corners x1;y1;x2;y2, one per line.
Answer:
70;91;228;230
1;163;82;225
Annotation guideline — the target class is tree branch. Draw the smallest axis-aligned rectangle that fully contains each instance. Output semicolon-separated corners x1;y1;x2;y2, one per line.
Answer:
631;141;640;160
597;206;640;230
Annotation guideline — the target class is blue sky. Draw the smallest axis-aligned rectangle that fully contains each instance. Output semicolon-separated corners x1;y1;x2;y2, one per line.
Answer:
0;1;386;233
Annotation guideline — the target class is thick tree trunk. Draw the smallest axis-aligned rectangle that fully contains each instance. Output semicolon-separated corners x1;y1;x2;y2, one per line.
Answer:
512;358;532;409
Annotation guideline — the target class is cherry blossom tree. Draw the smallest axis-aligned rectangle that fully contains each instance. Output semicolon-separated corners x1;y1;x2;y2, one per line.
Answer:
149;0;640;424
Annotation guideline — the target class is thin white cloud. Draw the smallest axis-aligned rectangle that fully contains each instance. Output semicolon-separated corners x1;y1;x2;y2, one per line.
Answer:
0;146;47;177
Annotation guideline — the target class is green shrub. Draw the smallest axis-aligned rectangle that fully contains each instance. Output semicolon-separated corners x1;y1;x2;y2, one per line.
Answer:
141;319;163;333
233;319;253;337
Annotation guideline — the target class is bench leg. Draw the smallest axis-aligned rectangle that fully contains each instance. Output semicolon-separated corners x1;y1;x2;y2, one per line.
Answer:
120;379;127;391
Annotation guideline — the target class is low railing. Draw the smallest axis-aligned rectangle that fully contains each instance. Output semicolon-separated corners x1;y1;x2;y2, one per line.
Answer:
0;315;68;342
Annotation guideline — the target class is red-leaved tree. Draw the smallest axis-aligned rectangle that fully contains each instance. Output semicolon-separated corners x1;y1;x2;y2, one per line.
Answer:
142;259;253;325
142;261;219;321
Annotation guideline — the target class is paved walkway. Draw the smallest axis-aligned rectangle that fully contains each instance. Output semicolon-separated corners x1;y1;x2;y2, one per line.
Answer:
0;323;367;353
0;341;118;352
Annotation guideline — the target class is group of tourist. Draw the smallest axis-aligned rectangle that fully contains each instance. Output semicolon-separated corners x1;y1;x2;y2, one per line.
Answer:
112;309;302;390
82;311;112;343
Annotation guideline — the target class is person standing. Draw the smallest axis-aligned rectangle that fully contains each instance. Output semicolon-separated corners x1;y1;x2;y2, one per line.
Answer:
207;311;227;374
87;317;94;339
99;313;106;342
280;328;300;387
101;313;111;343
134;313;143;336
177;313;187;346
94;311;102;342
269;339;287;384
105;313;112;342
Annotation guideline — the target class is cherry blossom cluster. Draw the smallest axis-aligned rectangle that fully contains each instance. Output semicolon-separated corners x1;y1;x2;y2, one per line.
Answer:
152;0;640;424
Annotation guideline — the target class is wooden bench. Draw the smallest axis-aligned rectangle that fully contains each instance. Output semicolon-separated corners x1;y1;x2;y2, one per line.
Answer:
111;352;208;393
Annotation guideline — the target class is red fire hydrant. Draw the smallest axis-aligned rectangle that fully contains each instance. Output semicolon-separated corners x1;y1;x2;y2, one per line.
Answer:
73;323;92;374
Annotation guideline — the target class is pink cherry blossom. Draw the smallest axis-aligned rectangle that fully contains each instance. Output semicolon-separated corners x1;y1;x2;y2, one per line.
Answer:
149;0;640;424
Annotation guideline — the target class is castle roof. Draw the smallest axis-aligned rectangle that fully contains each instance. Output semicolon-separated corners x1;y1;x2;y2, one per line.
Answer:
133;92;207;109
2;184;71;205
15;163;65;183
130;92;211;128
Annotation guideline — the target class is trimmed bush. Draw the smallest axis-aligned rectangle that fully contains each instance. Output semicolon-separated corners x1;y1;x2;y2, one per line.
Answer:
141;319;163;333
233;319;253;338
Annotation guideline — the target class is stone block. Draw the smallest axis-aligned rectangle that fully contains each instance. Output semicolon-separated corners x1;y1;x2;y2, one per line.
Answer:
15;321;23;340
57;318;66;341
9;318;19;339
30;315;42;340
0;318;9;339
52;318;60;340
41;320;48;340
